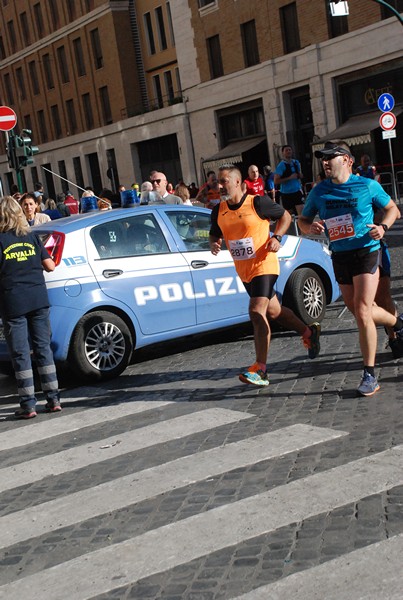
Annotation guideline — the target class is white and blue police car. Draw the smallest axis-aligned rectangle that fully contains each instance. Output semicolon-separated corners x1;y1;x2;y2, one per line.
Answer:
0;205;339;380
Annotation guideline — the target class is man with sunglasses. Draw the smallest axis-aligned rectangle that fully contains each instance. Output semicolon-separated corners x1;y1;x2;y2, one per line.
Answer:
150;172;183;204
209;165;321;388
298;140;401;397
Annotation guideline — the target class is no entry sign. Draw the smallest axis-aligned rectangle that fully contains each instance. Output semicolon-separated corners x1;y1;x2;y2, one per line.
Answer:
0;106;17;131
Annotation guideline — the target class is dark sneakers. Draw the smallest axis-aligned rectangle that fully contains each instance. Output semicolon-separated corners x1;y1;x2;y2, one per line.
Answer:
15;407;37;419
45;400;62;413
303;323;321;359
388;337;403;359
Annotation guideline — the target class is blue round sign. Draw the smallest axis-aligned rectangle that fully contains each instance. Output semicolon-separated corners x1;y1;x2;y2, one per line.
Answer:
378;93;395;113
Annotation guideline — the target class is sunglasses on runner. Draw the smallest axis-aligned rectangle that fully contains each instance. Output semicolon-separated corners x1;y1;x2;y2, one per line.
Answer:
151;179;162;184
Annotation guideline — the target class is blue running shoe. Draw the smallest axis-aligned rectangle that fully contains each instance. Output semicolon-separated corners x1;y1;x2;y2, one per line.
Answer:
239;363;269;387
357;371;380;397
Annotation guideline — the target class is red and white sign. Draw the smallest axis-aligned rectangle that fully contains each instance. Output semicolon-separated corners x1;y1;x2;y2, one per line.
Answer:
0;106;17;131
379;111;397;131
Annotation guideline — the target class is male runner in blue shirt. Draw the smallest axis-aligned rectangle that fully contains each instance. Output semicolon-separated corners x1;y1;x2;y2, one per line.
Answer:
298;140;401;397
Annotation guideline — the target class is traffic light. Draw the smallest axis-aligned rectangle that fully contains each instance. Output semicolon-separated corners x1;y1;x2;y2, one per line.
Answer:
14;129;39;168
6;135;17;170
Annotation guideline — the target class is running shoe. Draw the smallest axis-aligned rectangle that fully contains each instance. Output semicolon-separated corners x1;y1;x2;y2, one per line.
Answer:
388;338;403;359
239;363;269;387
395;314;403;340
14;407;37;419
357;371;380;397
45;400;62;413
303;322;321;359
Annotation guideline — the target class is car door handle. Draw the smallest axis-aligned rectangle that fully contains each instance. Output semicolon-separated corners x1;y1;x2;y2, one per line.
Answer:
191;260;209;269
103;269;123;278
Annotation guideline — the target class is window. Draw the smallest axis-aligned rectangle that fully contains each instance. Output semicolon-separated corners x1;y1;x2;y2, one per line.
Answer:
99;86;112;125
66;99;78;134
82;93;94;129
20;12;31;45
380;0;403;18
24;114;32;132
73;157;84;189
51;104;62;138
7;20;17;53
152;75;163;108
91;214;168;259
219;103;265;145
166;2;175;45
164;70;175;103
199;0;215;6
168;211;211;252
241;20;259;67
29;61;40;95
3;73;14;105
327;1;348;37
33;3;44;37
0;36;5;61
175;67;181;94
280;3;301;54
16;67;26;100
90;28;103;69
144;12;156;55
57;46;69;83
73;38;86;76
206;35;223;79
37;109;48;143
58;161;68;192
49;2;59;29
85;0;95;11
155;6;167;51
43;54;54;89
67;0;76;22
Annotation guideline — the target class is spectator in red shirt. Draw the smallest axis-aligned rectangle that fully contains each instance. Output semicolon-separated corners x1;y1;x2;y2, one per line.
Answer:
243;165;265;196
63;191;79;214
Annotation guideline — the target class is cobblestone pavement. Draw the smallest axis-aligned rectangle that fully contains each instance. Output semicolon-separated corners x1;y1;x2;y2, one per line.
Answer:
0;223;403;599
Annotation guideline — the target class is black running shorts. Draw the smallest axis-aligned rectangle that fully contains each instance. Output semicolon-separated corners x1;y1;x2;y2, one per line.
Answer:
243;274;278;299
280;190;304;214
331;247;381;285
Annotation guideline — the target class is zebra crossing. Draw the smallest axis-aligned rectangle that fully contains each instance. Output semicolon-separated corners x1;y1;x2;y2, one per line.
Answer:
0;391;401;599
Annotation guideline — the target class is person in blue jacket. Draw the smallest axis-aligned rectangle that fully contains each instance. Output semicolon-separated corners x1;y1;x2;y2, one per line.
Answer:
0;195;62;418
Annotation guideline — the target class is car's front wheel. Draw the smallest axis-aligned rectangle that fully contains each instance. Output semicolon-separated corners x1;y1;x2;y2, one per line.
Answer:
283;268;326;323
69;311;132;380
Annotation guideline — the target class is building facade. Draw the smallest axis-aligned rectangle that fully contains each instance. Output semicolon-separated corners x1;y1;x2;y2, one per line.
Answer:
0;0;402;197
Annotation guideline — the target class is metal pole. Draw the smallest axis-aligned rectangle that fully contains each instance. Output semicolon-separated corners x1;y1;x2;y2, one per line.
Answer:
388;138;399;202
369;0;403;26
41;165;102;201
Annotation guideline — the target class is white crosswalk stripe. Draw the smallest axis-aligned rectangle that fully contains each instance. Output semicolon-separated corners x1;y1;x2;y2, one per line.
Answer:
0;399;400;600
233;533;403;600
0;399;172;451
0;407;251;492
0;423;346;549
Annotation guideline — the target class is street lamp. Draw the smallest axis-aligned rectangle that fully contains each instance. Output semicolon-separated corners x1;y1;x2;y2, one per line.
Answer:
331;0;403;26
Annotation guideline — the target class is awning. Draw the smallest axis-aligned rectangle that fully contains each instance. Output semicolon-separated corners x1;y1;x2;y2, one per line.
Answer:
312;109;402;151
202;136;266;171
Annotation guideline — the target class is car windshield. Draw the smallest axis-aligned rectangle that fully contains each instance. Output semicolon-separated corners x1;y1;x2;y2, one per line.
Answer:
90;213;169;258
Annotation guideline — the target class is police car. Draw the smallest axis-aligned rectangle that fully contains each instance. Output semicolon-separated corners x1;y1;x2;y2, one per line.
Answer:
0;205;339;380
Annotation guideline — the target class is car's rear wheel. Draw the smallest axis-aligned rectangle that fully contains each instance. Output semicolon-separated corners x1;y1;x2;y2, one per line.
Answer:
283;268;326;323
69;311;132;380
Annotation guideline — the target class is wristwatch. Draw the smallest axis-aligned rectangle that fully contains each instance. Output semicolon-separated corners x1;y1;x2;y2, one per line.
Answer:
273;234;283;243
380;223;389;232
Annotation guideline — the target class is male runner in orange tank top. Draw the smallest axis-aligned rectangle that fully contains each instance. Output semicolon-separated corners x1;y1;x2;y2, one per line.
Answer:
209;165;321;387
